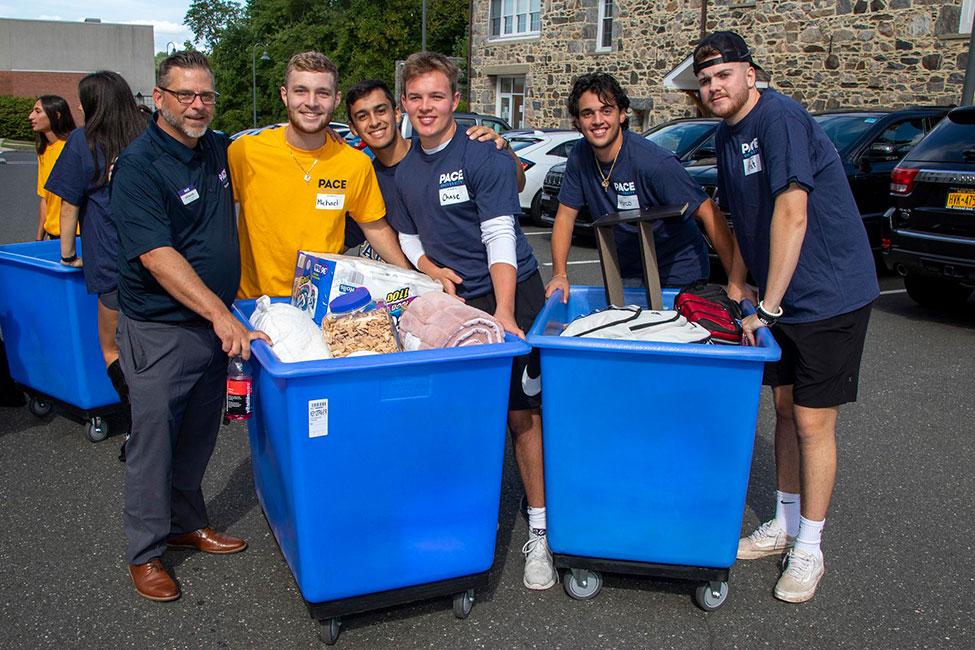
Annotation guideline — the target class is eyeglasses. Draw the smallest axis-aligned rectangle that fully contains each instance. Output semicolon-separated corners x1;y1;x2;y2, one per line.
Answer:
157;86;219;105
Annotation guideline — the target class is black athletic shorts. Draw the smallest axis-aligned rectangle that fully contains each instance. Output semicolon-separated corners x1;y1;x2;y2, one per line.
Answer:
466;270;544;412
763;301;873;408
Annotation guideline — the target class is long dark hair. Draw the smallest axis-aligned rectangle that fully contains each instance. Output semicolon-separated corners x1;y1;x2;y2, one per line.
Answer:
78;71;146;186
34;95;77;155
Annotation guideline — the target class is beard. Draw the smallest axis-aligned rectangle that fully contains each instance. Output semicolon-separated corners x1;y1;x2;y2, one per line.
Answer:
159;104;209;139
287;105;333;135
706;82;751;120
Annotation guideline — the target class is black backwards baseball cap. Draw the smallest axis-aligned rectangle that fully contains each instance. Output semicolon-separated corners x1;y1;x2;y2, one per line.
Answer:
692;30;762;75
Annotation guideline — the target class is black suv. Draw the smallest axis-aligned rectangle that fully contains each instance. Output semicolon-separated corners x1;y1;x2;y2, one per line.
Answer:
884;106;975;307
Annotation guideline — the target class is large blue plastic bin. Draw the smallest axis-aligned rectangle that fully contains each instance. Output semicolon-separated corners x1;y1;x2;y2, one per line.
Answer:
0;239;117;409
234;299;529;604
526;286;781;570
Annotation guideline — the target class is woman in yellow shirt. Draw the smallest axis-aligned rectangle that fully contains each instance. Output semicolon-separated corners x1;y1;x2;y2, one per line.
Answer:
29;95;76;240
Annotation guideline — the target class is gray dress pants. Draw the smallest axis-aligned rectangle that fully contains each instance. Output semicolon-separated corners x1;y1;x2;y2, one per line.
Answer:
117;314;227;565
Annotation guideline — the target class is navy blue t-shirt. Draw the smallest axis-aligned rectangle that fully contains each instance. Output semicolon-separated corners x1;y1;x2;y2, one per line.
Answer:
715;89;879;323
44;128;119;295
392;127;538;300
111;118;240;323
559;129;710;286
344;156;410;250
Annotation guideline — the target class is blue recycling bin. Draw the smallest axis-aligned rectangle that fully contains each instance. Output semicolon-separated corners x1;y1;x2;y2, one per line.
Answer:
233;299;528;634
526;286;781;608
0;239;119;436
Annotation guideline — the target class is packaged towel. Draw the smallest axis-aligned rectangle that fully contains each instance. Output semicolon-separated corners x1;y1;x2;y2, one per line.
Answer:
398;292;504;350
561;306;712;344
249;295;332;362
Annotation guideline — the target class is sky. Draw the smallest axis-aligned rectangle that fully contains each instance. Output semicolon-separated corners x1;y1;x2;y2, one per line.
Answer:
0;1;195;54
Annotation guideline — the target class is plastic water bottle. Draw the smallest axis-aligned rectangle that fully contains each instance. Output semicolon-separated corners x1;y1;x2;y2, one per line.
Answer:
225;356;253;421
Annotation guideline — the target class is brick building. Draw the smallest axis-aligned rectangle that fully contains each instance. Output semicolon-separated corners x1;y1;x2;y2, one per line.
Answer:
468;0;972;131
0;18;154;126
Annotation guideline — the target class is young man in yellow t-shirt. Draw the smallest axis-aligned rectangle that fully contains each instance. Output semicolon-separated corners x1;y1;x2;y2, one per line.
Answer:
229;51;410;298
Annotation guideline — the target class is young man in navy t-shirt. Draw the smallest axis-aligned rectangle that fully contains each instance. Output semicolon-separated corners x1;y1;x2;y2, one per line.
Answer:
546;72;746;302
392;52;555;591
693;31;879;604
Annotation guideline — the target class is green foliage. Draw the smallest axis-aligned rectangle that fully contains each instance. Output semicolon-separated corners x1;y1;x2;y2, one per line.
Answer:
0;96;37;141
186;0;244;49
198;0;470;135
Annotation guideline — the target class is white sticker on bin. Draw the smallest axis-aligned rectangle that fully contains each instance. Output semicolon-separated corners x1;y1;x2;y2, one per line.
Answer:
308;398;329;438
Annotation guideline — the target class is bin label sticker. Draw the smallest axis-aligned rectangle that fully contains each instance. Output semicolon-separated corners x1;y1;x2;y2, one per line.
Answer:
308;398;328;438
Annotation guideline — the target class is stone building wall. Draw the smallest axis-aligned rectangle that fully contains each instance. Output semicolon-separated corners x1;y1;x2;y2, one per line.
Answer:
469;0;970;130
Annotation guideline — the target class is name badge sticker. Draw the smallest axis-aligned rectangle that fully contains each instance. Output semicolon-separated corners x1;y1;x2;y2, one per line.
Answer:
178;185;200;205
743;154;763;176
316;193;346;210
439;184;470;206
617;194;640;210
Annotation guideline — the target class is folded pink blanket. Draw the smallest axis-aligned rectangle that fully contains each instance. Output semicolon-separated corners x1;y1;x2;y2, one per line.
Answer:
398;292;504;350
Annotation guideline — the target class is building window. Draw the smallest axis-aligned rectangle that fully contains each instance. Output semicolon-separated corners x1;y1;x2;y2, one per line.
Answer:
596;0;614;52
496;75;526;129
963;0;975;33
490;0;541;39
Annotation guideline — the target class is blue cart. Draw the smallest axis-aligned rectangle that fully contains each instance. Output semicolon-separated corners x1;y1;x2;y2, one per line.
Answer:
0;239;119;441
234;299;528;644
526;286;781;610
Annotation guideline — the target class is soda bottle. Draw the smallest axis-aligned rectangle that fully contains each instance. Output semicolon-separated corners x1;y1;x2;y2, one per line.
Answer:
225;355;253;421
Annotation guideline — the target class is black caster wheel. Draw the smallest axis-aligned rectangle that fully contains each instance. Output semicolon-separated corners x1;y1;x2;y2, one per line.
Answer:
564;568;603;600
452;588;474;619
318;617;341;645
86;416;109;443
694;581;729;611
29;397;53;417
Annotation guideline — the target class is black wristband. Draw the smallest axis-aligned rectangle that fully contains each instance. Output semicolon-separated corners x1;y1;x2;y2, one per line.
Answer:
61;255;78;263
755;304;779;327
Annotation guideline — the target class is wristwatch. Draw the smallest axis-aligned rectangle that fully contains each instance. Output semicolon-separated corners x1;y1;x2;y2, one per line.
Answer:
756;300;783;327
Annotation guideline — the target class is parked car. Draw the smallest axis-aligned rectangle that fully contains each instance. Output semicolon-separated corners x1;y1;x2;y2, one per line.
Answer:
539;118;721;229
883;106;975;307
503;129;582;225
400;112;511;139
231;121;373;158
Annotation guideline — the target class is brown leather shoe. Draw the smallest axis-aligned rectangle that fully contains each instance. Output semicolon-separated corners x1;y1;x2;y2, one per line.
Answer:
166;527;247;554
128;559;180;602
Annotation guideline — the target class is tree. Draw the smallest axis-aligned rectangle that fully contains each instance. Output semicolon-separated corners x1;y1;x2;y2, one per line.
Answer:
186;0;244;49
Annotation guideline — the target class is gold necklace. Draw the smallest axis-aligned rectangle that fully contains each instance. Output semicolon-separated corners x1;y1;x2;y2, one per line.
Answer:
595;145;621;190
288;148;321;183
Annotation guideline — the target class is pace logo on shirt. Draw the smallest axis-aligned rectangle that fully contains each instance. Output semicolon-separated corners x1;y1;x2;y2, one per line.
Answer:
741;137;763;176
614;180;640;211
438;168;470;206
316;193;346;210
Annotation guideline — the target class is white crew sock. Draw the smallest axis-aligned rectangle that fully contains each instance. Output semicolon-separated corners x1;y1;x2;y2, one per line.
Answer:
527;506;547;533
793;516;825;557
774;490;801;537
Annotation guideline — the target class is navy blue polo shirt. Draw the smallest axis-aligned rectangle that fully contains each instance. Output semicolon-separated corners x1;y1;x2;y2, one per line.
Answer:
111;117;240;323
714;89;878;323
392;127;538;300
559;129;710;286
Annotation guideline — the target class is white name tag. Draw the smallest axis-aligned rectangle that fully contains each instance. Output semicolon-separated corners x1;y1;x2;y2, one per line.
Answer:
617;194;640;210
743;154;763;176
439;184;470;206
179;187;200;205
316;193;346;210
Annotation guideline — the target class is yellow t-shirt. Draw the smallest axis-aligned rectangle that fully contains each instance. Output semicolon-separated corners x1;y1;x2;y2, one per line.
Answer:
37;138;71;236
229;126;386;298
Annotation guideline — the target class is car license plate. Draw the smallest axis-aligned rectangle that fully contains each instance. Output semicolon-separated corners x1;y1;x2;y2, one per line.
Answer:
946;190;975;210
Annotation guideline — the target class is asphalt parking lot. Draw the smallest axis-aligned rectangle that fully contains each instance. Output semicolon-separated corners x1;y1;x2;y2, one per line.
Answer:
1;151;973;649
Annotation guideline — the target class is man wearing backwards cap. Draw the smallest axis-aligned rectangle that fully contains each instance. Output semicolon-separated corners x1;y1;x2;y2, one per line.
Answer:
693;31;878;603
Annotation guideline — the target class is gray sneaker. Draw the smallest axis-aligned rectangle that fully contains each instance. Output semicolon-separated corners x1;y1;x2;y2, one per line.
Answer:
522;528;557;590
737;519;795;560
774;547;825;603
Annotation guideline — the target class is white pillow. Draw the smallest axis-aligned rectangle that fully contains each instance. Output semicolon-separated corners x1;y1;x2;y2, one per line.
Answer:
248;296;332;362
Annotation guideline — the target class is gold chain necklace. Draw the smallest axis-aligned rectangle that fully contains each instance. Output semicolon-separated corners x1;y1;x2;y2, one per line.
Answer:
288;148;321;183
595;145;621;190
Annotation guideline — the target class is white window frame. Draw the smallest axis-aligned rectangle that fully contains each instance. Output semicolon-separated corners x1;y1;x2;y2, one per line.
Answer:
596;0;614;52
495;75;526;129
962;0;975;34
489;0;541;41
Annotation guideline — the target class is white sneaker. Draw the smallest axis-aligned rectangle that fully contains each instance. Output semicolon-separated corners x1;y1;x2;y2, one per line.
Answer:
737;519;795;560
522;528;557;590
774;548;825;603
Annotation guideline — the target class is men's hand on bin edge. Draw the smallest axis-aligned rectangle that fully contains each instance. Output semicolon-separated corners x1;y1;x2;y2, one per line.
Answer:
545;274;569;303
494;309;525;340
213;311;271;361
60;257;83;268
740;313;762;347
